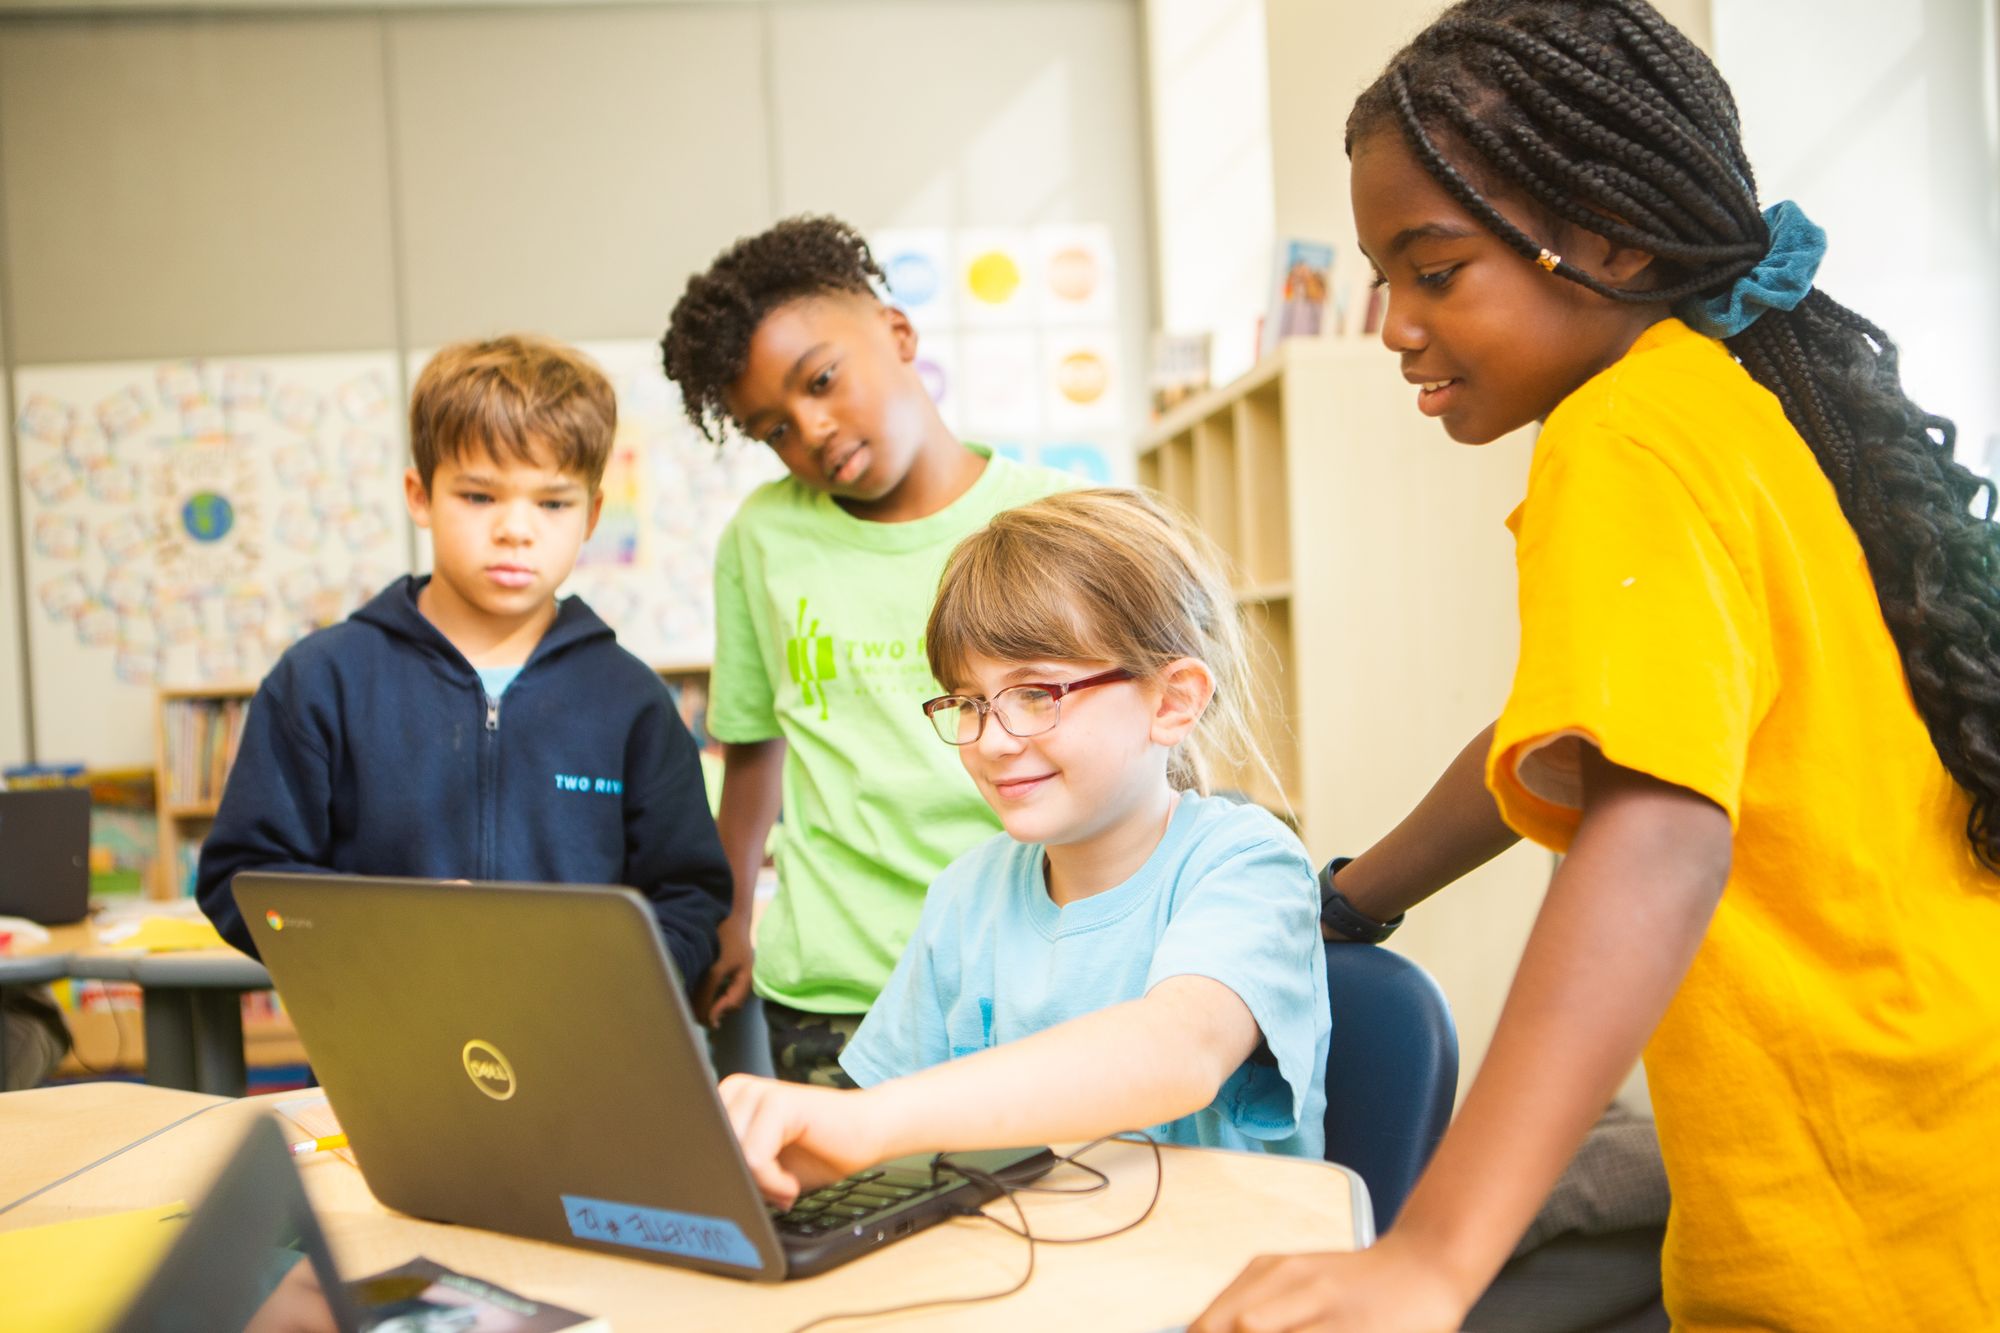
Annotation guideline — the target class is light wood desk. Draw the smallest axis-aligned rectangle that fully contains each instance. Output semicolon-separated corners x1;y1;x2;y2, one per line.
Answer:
0;1083;1368;1331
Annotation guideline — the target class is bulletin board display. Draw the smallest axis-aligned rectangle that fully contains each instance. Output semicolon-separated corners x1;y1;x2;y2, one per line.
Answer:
13;353;409;767
555;339;787;669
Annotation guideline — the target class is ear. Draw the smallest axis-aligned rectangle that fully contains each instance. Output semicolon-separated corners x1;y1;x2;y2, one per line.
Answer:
1148;657;1216;749
1563;222;1658;290
404;467;434;530
882;303;919;363
584;488;606;541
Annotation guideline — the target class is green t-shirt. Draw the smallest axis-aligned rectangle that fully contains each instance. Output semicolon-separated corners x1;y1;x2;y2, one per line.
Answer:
710;446;1075;1013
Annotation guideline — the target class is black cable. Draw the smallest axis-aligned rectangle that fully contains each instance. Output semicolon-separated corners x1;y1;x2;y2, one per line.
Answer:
780;1132;1163;1333
958;1132;1165;1244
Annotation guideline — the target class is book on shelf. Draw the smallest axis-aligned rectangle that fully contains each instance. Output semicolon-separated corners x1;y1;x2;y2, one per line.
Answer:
162;697;251;806
1259;238;1336;356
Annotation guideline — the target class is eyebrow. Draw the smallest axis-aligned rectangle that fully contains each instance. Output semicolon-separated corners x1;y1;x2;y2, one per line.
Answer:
739;342;834;433
454;472;583;494
1386;222;1482;259
999;662;1081;685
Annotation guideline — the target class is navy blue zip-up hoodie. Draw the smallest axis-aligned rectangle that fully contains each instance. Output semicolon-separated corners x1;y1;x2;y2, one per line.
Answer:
196;576;732;988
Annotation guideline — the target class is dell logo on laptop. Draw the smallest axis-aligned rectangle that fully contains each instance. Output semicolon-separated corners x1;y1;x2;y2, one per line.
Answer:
461;1039;517;1101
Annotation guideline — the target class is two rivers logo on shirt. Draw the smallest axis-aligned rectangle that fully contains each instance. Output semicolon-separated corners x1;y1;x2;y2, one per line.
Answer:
552;774;623;795
787;597;838;721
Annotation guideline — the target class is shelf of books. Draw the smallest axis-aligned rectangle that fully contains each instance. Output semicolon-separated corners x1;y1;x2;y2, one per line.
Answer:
153;686;255;900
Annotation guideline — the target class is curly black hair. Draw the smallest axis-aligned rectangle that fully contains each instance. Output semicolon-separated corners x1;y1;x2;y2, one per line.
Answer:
1349;0;2000;871
661;215;886;444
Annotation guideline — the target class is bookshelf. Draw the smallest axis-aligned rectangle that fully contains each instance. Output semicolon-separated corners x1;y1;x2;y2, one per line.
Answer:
1137;339;1558;1095
153;685;256;900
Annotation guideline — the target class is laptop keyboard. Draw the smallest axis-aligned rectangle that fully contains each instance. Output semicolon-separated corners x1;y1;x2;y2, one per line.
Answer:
770;1166;944;1238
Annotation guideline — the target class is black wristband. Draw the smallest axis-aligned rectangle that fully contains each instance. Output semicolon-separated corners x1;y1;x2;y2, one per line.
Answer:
1318;856;1404;944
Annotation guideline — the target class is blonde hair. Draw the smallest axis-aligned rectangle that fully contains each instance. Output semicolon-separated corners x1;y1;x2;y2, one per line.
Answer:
409;334;617;491
926;487;1274;798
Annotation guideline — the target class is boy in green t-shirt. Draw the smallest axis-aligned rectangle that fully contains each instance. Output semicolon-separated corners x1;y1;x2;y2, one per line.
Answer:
663;215;1072;1083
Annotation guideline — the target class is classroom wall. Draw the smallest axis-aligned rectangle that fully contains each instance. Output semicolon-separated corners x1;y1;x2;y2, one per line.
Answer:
0;289;26;767
0;0;1154;768
1142;0;1273;386
1713;0;2000;475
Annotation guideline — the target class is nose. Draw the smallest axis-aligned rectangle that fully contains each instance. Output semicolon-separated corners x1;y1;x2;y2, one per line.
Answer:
1380;286;1425;356
494;498;535;545
973;707;1026;760
805;402;840;454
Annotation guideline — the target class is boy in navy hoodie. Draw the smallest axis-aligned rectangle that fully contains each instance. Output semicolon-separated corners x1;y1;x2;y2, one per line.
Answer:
197;335;732;987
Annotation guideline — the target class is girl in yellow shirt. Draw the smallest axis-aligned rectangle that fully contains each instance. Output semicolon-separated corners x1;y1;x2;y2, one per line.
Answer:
1196;1;2000;1330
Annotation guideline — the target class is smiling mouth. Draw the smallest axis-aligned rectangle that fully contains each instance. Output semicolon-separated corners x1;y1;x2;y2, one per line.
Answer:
992;773;1055;798
1414;378;1463;418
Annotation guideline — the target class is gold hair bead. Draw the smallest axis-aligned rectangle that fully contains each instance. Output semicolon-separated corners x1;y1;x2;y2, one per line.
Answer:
1536;248;1562;273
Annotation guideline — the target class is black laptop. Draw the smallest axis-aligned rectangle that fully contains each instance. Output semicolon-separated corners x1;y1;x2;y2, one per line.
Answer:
0;788;91;925
233;873;1052;1281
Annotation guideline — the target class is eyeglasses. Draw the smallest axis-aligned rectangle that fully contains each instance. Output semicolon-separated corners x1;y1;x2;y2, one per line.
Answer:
921;668;1135;746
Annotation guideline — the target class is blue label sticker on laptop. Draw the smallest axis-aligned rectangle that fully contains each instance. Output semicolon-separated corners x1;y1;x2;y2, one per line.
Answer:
560;1195;761;1269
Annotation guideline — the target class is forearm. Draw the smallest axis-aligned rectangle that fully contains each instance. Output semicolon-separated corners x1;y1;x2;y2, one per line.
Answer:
1385;755;1729;1305
1336;721;1519;923
715;739;785;917
866;977;1258;1157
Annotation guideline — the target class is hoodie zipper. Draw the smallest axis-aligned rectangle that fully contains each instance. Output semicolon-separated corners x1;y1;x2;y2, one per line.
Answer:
480;689;500;878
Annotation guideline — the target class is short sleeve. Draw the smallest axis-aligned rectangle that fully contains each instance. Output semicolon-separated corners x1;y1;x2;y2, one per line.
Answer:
1490;429;1767;851
1145;836;1328;1143
838;890;961;1087
706;518;780;744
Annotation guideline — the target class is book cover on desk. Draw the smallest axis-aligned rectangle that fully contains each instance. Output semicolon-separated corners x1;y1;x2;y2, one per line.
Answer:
349;1256;608;1332
1259;238;1335;357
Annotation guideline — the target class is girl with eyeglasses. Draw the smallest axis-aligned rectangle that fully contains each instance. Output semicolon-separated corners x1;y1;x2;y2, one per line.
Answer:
718;487;1332;1207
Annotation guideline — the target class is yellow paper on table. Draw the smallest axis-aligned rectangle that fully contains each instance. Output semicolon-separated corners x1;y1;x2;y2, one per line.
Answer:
0;1201;189;1331
103;917;228;953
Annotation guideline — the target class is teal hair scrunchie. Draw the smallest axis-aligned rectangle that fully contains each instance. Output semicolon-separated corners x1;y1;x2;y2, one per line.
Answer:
1678;200;1827;339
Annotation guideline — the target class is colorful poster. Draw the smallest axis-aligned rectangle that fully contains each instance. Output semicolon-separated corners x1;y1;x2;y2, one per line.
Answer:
874;228;956;332
954;228;1037;328
14;354;409;767
1043;329;1122;432
871;225;1131;482
1035;223;1117;325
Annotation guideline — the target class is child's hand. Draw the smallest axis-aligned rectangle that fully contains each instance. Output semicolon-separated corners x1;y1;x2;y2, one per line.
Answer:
698;915;755;1028
718;1074;888;1208
1187;1234;1471;1333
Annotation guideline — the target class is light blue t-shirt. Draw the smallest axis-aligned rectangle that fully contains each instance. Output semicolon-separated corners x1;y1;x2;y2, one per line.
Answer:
476;664;524;700
840;792;1331;1157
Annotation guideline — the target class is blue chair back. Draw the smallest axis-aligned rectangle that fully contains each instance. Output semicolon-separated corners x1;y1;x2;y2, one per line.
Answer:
1322;940;1458;1234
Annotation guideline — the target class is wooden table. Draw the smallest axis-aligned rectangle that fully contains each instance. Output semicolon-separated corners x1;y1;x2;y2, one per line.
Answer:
0;1083;1369;1331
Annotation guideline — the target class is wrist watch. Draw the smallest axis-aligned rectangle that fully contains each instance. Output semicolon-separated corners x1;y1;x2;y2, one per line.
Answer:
1318;856;1404;944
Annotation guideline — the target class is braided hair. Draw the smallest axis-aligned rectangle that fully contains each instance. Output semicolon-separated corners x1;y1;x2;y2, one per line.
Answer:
1348;0;2000;871
661;215;886;444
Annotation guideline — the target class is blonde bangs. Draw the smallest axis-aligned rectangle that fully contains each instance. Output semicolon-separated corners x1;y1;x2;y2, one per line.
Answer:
925;488;1278;801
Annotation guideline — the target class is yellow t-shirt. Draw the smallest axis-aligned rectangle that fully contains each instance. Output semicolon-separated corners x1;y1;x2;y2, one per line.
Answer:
1489;318;2000;1330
